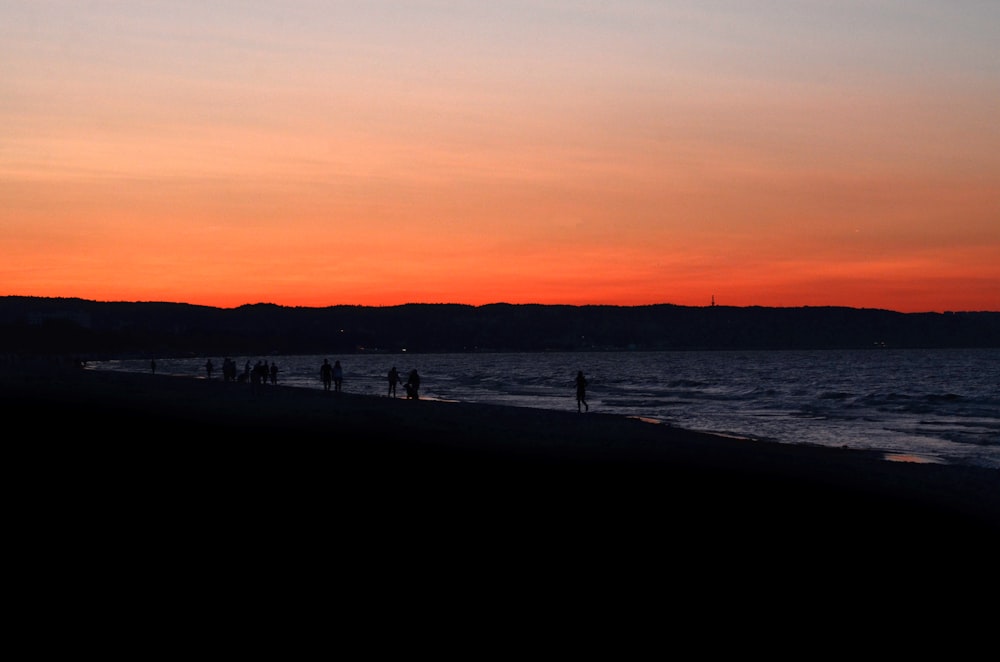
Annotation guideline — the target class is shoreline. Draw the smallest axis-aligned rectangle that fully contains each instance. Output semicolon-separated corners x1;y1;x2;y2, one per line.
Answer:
5;366;998;544
88;351;1000;471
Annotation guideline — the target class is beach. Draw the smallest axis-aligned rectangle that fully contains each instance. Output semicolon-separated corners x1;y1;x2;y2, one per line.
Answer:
6;361;999;639
6;364;998;540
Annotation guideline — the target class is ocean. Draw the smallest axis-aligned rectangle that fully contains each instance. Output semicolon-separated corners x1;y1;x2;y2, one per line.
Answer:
88;348;1000;470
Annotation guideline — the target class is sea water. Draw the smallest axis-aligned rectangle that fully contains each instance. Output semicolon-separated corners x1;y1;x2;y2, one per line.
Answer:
88;348;1000;470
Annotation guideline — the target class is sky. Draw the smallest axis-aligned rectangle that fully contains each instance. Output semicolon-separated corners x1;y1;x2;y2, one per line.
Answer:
2;1;998;312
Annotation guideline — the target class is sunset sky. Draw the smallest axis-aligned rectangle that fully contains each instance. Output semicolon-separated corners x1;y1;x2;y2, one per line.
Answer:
3;1;998;312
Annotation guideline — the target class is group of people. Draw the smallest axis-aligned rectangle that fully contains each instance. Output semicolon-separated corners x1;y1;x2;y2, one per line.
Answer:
323;361;421;400
171;357;278;385
387;366;420;399
240;359;279;387
185;355;588;411
322;362;584;410
197;357;279;389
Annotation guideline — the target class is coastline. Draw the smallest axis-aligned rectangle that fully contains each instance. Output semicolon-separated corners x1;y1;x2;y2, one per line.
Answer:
5;365;998;540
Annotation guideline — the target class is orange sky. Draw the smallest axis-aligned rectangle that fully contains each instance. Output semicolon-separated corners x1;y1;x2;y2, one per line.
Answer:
3;2;998;312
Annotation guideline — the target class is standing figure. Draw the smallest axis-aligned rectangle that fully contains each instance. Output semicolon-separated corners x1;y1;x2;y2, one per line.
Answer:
387;366;401;398
332;360;344;393
150;359;156;375
252;361;266;394
320;359;333;392
575;370;589;413
205;359;214;380
406;369;421;400
270;362;278;385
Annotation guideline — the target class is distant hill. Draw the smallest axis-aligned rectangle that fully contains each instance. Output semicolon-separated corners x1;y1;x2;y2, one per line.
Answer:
1;296;998;358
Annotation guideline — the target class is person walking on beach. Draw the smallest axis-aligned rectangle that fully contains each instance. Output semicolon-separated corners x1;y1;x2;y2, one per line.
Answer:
205;359;214;380
150;359;156;375
575;370;589;413
406;369;421;400
387;366;401;398
333;360;344;393
320;359;333;392
269;362;278;385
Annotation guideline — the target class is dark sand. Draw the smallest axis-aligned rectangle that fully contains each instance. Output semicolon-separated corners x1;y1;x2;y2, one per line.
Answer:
6;364;999;636
6;360;997;656
7;366;997;534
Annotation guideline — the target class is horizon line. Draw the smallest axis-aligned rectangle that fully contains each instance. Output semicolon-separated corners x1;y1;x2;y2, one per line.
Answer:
3;294;997;316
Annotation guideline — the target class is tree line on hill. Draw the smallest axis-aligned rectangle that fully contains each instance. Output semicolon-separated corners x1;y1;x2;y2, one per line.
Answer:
1;296;998;358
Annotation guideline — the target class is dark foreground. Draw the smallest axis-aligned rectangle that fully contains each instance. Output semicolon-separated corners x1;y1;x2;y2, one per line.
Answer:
8;367;997;531
4;365;999;630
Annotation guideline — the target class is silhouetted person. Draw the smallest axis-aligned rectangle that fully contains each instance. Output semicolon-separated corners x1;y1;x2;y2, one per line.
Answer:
387;366;401;397
270;362;278;385
320;359;333;392
223;357;236;382
333;360;343;393
252;360;266;394
406;369;421;400
205;359;214;380
150;359;156;375
575;370;589;412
